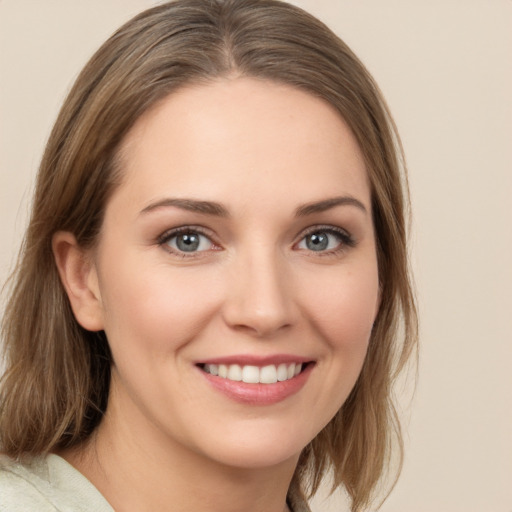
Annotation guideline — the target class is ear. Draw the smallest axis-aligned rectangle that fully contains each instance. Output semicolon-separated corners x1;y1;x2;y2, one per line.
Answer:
52;231;104;332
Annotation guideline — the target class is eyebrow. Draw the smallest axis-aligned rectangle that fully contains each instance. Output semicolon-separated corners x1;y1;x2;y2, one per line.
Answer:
295;196;368;217
140;198;230;217
140;195;367;218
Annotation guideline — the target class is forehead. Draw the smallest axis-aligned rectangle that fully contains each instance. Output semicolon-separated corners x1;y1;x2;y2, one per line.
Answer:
114;77;370;212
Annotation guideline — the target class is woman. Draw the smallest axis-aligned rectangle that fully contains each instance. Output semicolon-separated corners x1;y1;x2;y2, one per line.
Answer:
0;1;417;511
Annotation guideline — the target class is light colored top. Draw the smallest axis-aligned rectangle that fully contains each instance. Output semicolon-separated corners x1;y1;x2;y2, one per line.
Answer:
0;454;113;512
0;454;311;512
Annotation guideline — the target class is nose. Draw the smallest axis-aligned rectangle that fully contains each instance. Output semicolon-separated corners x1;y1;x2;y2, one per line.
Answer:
222;247;297;338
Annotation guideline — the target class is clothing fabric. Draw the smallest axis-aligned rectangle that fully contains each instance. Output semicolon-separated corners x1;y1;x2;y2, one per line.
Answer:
0;454;311;511
0;454;112;511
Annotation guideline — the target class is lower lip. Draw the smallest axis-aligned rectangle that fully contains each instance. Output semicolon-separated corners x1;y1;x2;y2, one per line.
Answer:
199;364;313;405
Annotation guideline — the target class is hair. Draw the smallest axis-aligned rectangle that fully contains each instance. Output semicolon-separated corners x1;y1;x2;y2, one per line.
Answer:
0;1;417;510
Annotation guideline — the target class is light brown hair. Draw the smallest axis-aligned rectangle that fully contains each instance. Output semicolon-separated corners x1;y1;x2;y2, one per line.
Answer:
0;1;417;510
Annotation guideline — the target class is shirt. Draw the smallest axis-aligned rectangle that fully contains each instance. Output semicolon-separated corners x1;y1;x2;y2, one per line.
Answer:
0;454;311;511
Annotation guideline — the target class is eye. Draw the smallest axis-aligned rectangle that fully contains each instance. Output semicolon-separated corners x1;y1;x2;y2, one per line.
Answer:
296;227;354;253
160;228;215;254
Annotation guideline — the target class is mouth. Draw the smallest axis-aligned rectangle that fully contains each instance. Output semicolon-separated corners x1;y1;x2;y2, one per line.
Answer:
198;362;309;384
195;355;315;404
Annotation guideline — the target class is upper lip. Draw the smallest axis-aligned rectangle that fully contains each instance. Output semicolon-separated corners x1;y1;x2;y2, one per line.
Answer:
196;354;313;366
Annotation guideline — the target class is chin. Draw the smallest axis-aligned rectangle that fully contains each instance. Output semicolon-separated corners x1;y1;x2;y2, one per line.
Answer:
186;418;319;471
205;444;301;471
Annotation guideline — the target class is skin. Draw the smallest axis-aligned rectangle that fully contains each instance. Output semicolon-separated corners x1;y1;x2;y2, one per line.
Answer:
53;77;380;512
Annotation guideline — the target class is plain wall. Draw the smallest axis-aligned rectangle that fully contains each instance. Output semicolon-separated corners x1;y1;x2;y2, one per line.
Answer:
1;1;511;511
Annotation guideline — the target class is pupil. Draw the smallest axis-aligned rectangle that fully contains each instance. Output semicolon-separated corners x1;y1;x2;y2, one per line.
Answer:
307;232;328;251
176;233;200;252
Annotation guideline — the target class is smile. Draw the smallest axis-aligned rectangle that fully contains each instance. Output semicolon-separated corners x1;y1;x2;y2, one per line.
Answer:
196;356;314;405
201;363;303;384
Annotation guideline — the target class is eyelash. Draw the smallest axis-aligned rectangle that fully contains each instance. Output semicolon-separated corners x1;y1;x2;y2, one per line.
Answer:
157;226;219;258
157;224;356;258
295;225;356;256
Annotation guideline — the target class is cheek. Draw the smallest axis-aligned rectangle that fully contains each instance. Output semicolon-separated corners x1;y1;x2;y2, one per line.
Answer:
291;263;380;435
98;260;223;357
302;262;379;352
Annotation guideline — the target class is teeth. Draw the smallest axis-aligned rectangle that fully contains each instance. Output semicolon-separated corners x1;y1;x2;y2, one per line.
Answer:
204;364;218;376
227;364;242;381
242;365;260;384
277;363;288;382
260;365;277;384
202;363;304;384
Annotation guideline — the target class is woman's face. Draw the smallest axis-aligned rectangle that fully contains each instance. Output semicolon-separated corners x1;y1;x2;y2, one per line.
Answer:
85;77;379;469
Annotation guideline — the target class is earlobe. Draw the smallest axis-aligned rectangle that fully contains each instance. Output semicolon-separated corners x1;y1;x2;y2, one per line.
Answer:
52;231;104;332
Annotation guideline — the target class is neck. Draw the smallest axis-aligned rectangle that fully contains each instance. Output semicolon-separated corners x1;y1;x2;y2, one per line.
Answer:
61;385;298;512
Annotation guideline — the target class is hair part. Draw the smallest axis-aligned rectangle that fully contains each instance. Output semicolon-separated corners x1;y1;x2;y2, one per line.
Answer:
0;1;418;510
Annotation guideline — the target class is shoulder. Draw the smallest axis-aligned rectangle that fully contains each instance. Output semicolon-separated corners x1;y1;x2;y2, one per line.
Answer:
0;454;113;512
0;455;56;511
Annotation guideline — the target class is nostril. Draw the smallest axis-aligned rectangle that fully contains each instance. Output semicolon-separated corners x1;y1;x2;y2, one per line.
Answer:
221;269;297;337
239;322;292;338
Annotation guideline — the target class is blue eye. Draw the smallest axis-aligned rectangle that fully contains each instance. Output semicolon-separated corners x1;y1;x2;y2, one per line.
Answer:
297;228;353;252
164;231;213;253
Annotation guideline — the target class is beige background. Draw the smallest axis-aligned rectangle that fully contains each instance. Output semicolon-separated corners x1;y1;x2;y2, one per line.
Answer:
1;1;511;511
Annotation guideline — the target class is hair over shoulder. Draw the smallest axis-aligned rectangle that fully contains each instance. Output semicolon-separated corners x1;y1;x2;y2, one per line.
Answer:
0;1;417;510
